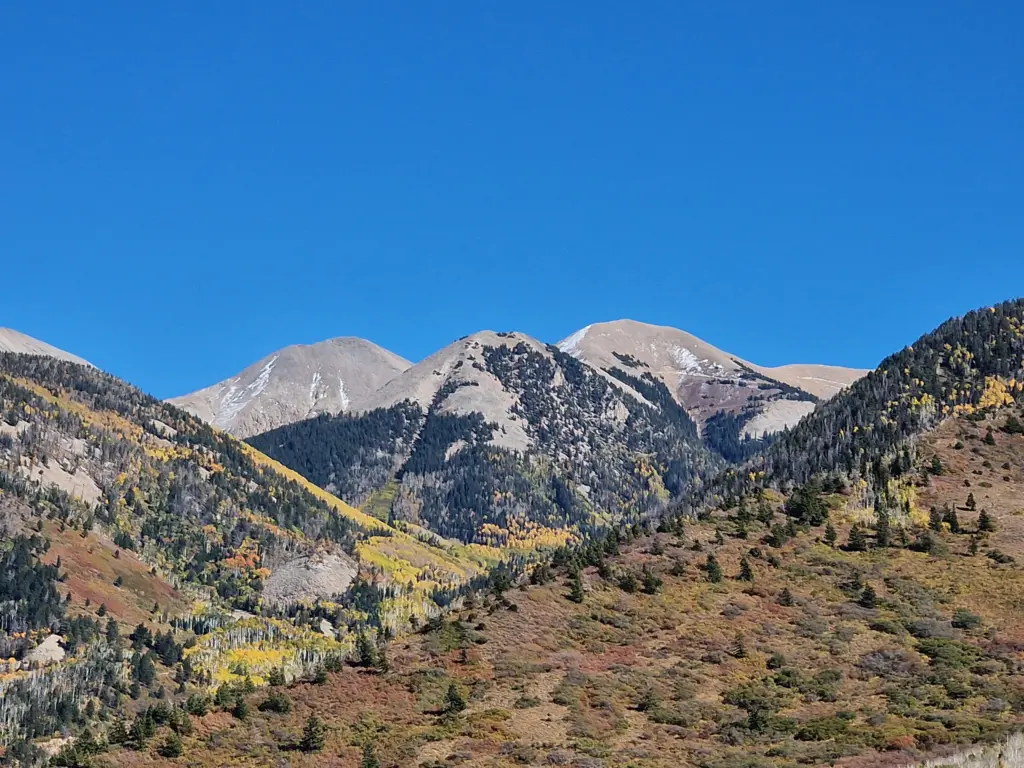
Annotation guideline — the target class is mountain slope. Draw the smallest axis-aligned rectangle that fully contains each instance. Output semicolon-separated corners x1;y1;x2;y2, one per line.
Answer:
0;327;92;366
556;319;868;441
95;401;1024;767
0;351;507;749
168;337;411;438
704;299;1024;508
250;331;721;544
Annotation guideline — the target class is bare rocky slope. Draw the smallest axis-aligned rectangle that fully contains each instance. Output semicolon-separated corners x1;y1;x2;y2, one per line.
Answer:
168;337;411;438
0;328;92;367
557;319;868;437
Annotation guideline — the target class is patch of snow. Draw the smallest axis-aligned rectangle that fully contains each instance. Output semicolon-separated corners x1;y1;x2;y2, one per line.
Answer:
214;355;278;428
669;346;709;377
557;325;591;355
309;371;322;402
338;377;350;410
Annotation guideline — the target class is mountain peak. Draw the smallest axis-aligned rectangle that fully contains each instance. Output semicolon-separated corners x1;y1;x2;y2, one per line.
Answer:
168;336;411;437
0;327;92;367
556;319;867;438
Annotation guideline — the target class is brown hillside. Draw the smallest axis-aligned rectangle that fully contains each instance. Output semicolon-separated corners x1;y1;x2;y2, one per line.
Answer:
96;406;1024;768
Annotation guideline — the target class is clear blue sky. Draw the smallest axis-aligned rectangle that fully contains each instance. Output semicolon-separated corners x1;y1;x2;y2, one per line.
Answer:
2;2;1021;398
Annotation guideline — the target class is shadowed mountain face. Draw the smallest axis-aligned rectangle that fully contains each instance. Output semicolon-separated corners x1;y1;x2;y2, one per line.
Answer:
168;337;411;438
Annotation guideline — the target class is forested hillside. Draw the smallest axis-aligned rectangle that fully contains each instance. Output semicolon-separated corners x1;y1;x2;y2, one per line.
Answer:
704;300;1024;508
0;354;502;761
250;340;721;546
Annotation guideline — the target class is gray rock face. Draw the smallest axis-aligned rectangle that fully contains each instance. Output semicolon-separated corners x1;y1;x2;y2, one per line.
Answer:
168;337;411;438
557;319;868;433
0;328;92;367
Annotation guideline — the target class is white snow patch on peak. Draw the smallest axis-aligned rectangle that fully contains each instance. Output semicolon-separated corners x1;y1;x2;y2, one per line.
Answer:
670;346;701;372
558;325;592;355
309;371;322;402
338;378;350;410
213;355;278;429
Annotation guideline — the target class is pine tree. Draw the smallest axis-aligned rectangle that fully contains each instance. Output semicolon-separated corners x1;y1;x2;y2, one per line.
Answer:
568;569;584;603
985;427;996;446
232;700;250;721
846;524;868;552
966;492;977;511
158;731;183;758
778;587;795;606
929;507;944;532
268;666;286;686
641;565;663;594
375;644;391;673
300;716;327;752
361;742;382;768
930;456;944;475
714;528;725;546
943;505;961;533
738;556;754;582
979;509;996;532
705;554;723;583
858;585;877;608
875;512;892;548
824;521;837;547
355;629;378;668
731;633;747;658
445;682;467;714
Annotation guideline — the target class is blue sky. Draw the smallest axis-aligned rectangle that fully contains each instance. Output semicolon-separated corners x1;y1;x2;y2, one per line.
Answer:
2;2;1021;398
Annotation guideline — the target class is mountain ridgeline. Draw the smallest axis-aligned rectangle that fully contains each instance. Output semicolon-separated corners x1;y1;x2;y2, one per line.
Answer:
703;299;1024;507
249;335;720;545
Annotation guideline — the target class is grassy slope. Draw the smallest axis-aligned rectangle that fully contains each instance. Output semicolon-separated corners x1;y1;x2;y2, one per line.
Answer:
95;406;1024;767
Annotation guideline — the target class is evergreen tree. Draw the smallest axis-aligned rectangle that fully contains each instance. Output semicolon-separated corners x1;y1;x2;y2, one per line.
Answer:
355;629;378;668
979;509;996;533
705;554;723;583
846;524;868;552
930;456;944;475
568;569;584;603
966;492;977;511
778;587;795;606
824;521;838;548
737;556;754;582
875;512;892;548
232;700;250;721
361;742;382;768
300;716;326;752
375;644;391;673
641;565;662;594
943;505;961;533
984;427;996;446
858;585;878;608
731;633;747;658
445;682;467;714
929;507;944;532
158;731;183;758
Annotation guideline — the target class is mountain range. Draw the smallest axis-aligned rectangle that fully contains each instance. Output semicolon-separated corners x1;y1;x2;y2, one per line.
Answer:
169;319;867;440
2;301;1024;768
